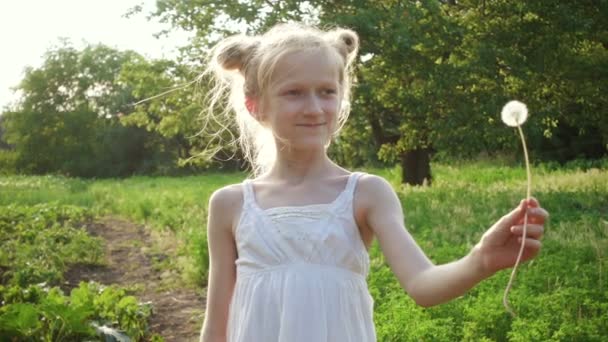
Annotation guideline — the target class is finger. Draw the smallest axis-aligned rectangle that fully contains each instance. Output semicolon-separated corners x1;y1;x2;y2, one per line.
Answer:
531;207;549;222
525;197;539;208
516;207;549;225
511;224;544;239
517;237;542;251
499;200;527;227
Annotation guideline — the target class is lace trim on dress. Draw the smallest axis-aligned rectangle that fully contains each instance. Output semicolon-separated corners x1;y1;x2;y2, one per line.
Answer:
242;172;361;213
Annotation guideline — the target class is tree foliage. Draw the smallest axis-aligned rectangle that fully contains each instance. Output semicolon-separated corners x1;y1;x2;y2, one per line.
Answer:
2;1;605;180
2;42;144;177
1;41;227;177
452;0;608;161
117;57;242;171
147;0;607;184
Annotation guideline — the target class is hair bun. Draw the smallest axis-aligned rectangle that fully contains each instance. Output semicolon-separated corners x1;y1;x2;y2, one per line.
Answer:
328;29;359;61
215;36;259;72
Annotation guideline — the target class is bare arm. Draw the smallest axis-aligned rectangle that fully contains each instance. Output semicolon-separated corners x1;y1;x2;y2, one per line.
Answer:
200;187;240;342
361;175;546;307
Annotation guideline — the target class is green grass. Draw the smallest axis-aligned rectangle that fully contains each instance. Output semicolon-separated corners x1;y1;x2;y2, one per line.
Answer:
1;162;607;340
1;173;239;285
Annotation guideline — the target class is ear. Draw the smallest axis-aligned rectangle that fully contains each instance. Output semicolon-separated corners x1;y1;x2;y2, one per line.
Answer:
245;96;258;117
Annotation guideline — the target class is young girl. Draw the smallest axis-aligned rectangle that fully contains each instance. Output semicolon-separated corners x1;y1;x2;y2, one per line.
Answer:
199;23;548;342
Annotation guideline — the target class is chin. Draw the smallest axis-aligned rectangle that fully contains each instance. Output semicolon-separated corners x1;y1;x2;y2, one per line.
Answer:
290;139;329;151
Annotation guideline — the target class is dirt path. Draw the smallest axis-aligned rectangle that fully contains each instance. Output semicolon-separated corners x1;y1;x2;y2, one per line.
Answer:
63;217;205;341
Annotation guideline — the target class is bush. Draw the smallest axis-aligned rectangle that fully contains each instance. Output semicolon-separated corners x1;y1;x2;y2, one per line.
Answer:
0;150;17;175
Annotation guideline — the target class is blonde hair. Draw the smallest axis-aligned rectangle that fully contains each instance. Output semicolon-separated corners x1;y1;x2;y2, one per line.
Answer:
202;23;359;175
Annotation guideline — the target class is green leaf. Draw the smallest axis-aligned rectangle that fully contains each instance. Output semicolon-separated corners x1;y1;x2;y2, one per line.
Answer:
0;303;41;336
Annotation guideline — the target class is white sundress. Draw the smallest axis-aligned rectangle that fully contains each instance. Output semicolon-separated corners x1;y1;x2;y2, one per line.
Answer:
227;172;376;342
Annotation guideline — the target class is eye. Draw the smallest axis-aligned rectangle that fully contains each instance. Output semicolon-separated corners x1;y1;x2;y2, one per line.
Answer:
322;88;337;96
284;89;302;96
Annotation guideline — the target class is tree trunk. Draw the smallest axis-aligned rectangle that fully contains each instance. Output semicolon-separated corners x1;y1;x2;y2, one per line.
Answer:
400;148;432;186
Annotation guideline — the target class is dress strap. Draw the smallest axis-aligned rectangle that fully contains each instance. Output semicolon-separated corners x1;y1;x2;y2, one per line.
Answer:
241;179;255;208
344;172;365;198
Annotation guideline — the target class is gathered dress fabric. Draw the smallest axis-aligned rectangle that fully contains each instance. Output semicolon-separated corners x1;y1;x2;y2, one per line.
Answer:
227;172;376;342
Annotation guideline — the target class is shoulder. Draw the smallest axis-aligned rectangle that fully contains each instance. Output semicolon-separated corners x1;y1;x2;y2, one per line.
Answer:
209;183;244;208
355;173;403;219
208;182;246;231
356;173;398;202
352;173;403;242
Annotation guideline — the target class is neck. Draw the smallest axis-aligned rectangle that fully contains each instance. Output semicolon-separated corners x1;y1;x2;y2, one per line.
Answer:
265;146;338;184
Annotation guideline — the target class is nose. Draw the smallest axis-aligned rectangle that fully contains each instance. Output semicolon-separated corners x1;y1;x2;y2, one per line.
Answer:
303;93;324;115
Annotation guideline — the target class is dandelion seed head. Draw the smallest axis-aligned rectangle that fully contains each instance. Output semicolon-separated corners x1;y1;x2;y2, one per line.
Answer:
501;100;528;127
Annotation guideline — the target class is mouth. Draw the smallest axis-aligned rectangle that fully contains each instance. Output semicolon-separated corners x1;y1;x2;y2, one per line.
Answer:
296;123;326;127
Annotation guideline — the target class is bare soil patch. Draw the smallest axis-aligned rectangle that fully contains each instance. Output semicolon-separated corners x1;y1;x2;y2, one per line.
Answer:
63;217;205;341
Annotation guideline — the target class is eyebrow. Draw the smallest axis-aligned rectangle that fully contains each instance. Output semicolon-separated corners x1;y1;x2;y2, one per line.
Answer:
275;80;339;89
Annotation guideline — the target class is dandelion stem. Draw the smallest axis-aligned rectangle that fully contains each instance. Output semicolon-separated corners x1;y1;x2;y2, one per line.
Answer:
503;124;532;317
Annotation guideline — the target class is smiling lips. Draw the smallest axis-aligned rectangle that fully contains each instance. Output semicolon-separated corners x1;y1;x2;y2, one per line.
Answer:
296;123;326;127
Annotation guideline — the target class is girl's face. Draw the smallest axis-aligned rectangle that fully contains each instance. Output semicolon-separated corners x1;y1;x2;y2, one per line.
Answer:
258;49;342;151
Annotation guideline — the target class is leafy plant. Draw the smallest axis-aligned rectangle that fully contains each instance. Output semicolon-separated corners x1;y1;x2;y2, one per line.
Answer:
0;203;158;340
0;203;103;286
0;282;153;341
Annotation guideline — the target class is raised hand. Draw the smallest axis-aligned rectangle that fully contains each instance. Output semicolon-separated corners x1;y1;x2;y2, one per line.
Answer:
475;198;548;275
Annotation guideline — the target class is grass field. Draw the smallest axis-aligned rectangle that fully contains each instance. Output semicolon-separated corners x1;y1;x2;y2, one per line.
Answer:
1;161;607;340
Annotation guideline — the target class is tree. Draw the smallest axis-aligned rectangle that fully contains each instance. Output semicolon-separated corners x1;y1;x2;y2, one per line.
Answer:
319;1;470;185
452;0;608;162
2;42;150;177
146;0;467;184
145;0;607;184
